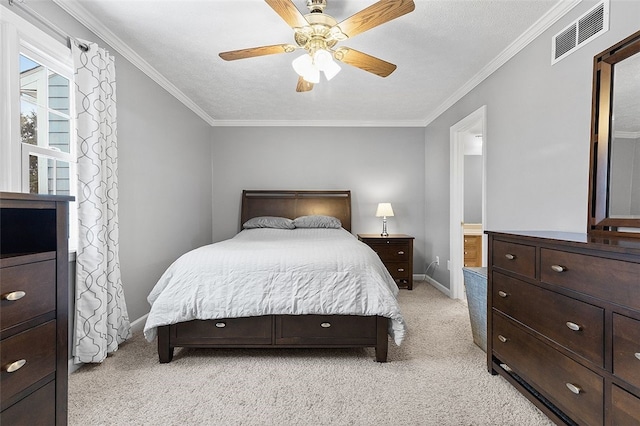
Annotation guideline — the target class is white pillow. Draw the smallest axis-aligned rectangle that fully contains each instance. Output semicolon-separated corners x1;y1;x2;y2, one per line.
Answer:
293;215;342;229
242;216;295;229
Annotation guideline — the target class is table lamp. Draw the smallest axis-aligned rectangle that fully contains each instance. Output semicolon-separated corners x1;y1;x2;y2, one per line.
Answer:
376;203;394;237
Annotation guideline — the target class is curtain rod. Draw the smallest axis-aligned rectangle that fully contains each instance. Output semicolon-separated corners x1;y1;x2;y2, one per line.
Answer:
8;0;89;51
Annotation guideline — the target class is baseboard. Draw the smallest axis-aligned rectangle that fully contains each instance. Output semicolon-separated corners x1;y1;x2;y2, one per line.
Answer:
425;275;451;297
68;313;149;375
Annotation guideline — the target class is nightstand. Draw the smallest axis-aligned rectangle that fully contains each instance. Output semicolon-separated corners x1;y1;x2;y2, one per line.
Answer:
358;234;414;290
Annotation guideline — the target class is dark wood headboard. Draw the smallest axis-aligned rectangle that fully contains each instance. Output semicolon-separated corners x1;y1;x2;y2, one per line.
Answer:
241;190;351;232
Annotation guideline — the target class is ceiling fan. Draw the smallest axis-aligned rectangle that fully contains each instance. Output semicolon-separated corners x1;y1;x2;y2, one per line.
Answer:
219;0;415;92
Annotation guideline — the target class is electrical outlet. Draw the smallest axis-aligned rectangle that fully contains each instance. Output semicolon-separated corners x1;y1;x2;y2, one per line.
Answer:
435;256;440;266
447;260;451;270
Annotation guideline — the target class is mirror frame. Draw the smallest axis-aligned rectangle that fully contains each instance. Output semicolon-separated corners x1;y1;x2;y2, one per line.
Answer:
588;29;640;238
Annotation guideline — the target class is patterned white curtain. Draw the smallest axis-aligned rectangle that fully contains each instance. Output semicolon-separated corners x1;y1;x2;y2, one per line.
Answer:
72;40;131;364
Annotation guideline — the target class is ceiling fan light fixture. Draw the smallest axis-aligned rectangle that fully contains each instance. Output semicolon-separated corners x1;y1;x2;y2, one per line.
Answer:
303;66;320;84
292;53;313;77
322;59;341;81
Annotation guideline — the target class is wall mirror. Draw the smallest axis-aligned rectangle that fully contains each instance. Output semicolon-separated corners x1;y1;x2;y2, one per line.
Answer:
589;29;640;237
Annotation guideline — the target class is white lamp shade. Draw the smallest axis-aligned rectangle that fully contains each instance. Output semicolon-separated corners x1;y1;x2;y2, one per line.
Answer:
376;203;394;217
323;59;341;81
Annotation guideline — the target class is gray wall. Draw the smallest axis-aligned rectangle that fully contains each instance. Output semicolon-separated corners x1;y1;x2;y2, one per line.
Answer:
210;126;427;272
18;2;213;325
464;155;483;223
424;0;640;290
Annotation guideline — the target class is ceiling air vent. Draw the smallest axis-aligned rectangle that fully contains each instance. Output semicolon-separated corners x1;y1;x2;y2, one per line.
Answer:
552;0;609;64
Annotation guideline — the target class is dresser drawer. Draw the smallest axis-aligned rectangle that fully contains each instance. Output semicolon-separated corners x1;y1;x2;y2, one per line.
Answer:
1;260;56;332
276;315;377;345
493;272;604;366
540;249;640;311
492;312;603;426
611;385;640;426
172;316;272;345
613;314;640;389
1;380;55;426
0;320;57;406
492;240;536;278
366;242;410;262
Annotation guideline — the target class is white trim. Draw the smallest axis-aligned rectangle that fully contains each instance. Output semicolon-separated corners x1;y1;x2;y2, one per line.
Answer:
425;275;450;298
53;0;579;128
130;313;148;334
450;106;487;300
423;0;580;127
614;131;640;139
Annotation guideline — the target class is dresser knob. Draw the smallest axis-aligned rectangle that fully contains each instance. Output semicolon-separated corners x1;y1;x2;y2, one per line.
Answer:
215;322;226;328
1;291;26;301
498;291;508;298
551;265;566;273
565;383;582;395
635;353;640;361
398;251;404;255
320;322;331;328
504;254;515;260
566;321;582;331
498;335;508;343
4;359;26;373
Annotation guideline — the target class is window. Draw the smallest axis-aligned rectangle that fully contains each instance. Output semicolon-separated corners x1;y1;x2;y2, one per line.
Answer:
1;7;77;249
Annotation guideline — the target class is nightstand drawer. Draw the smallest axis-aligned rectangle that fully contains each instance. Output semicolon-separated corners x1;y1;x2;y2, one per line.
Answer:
492;312;603;426
492;272;604;366
613;314;640;389
386;262;410;279
1;260;56;333
1;320;57;407
367;243;410;262
492;240;536;278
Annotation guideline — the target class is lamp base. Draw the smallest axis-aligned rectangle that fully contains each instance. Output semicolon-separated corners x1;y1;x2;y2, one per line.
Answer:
381;217;389;237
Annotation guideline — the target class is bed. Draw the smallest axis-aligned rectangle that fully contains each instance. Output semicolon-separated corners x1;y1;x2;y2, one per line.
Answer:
144;190;406;363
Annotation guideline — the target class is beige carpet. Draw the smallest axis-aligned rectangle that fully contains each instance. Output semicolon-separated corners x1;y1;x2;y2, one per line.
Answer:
68;281;554;425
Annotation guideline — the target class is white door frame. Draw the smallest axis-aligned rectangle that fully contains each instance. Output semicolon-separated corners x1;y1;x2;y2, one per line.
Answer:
449;105;487;299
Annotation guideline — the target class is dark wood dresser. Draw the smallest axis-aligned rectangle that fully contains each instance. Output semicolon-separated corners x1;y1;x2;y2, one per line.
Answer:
487;231;640;425
1;192;72;425
358;234;414;290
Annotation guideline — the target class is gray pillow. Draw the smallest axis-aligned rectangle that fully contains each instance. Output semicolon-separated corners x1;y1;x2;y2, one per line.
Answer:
242;216;295;229
293;215;342;229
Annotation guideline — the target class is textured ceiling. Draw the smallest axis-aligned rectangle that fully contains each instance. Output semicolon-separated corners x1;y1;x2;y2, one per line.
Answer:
53;0;570;126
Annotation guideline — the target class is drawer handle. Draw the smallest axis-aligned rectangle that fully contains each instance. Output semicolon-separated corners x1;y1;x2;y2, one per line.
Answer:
498;291;508;298
215;322;226;328
397;268;405;272
565;383;582;395
320;322;331;328
566;321;582;331
551;265;566;273
498;335;508;343
4;359;27;373
1;291;26;301
397;251;405;255
504;254;516;260
635;353;640;361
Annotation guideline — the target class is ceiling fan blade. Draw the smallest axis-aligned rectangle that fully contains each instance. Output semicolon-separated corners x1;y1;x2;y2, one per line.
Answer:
296;76;314;92
336;0;415;39
265;0;309;29
219;44;296;61
334;47;397;77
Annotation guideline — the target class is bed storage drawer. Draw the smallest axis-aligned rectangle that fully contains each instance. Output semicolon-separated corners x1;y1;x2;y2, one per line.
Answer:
492;272;604;366
171;317;272;345
492;312;604;426
1;259;56;333
491;240;536;278
275;315;378;345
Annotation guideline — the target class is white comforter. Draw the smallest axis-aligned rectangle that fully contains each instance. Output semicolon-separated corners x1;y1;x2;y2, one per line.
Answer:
144;228;406;345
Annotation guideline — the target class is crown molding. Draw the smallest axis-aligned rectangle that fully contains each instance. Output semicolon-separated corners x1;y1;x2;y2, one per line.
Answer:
211;119;427;127
422;0;581;127
51;0;216;126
